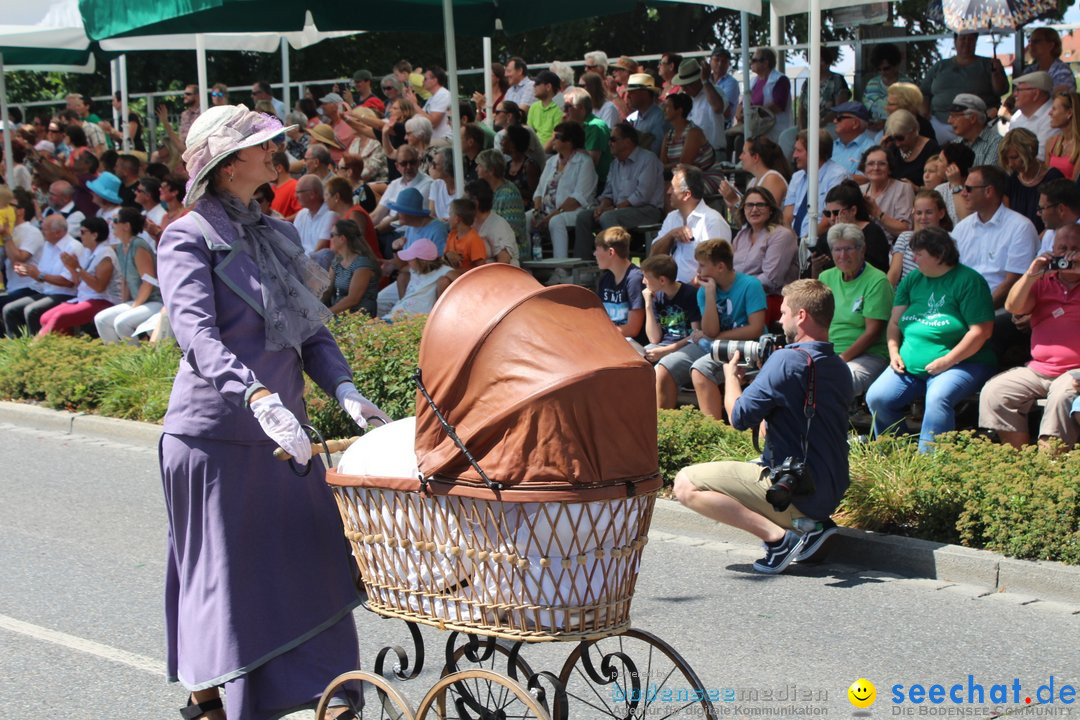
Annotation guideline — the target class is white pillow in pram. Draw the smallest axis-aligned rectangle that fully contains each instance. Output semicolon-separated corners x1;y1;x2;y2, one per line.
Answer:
336;416;418;478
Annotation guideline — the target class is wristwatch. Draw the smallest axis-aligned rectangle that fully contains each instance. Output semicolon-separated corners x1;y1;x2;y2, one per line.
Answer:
37;272;46;282
950;184;963;194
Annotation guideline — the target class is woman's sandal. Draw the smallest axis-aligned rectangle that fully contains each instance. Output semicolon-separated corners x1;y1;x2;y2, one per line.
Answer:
180;695;224;719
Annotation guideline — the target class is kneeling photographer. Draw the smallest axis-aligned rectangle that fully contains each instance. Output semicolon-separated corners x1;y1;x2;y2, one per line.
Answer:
673;279;854;574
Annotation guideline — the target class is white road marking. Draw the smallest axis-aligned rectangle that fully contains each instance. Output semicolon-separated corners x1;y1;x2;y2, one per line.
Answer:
0;613;161;676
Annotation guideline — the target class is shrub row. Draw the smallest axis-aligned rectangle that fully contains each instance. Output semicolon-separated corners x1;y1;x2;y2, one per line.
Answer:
0;317;1076;565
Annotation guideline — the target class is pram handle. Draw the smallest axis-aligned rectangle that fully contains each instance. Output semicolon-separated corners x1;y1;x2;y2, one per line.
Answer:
273;436;360;462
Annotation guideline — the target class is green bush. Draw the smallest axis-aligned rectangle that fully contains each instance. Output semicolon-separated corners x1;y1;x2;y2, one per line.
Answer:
655;407;756;483
2;324;1079;565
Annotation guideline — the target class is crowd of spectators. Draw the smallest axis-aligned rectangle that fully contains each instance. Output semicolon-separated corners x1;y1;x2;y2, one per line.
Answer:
0;36;1078;453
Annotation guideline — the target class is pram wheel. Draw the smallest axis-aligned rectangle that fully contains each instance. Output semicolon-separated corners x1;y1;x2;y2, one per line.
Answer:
557;628;718;720
417;669;550;720
315;670;416;720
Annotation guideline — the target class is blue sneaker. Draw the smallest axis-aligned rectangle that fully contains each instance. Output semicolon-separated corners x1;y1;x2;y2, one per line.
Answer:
753;530;805;574
794;519;838;563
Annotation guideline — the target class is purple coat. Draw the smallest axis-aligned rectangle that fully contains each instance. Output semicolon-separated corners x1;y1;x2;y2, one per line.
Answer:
158;195;352;440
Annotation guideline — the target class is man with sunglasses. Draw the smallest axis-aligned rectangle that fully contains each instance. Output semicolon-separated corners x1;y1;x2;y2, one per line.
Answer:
179;84;201;141
1037;179;1080;254
370;145;433;255
830;101;875;179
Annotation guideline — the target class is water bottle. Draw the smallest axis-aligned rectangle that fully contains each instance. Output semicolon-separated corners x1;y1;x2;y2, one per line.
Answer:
792;517;822;534
530;230;543;260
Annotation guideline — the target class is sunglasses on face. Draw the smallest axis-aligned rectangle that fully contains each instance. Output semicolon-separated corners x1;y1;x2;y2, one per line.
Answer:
821;209;846;217
210;91;224;98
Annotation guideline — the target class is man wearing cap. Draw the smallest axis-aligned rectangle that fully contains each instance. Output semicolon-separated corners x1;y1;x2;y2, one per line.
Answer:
948;93;1003;168
291;174;337;267
625;74;665;155
370;145;433;255
352;70;385;115
504;57;536;111
527;71;565;150
830;102;876;179
672;59;727;151
920;33;1008;145
710;48;740;124
317;94;356;164
1008;71;1055;160
575;123;664;258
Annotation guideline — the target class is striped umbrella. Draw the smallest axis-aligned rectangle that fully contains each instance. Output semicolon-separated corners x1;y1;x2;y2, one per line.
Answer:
941;0;1058;31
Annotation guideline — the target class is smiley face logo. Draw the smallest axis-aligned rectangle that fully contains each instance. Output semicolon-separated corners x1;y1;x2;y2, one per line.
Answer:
848;679;876;708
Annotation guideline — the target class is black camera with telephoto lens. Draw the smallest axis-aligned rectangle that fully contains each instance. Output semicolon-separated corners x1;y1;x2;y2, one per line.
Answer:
764;457;815;512
1049;256;1073;271
710;333;784;368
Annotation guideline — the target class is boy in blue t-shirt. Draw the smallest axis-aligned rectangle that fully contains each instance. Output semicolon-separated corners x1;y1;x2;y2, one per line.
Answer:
655;238;767;417
641;253;701;362
594;226;646;341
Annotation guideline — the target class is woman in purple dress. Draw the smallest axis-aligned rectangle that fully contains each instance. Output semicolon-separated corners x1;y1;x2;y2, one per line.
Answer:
157;105;390;720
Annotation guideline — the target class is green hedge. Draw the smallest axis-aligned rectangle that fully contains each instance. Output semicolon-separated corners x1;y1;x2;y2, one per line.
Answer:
1;321;1077;565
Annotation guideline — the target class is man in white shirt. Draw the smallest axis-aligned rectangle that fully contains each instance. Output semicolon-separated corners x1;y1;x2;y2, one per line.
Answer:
1036;178;1080;254
370;145;433;256
416;66;452;142
135;177;167;247
649;164;731;282
0;193;47;322
503;57;536;111
2;214;84;337
291;175;337;268
954;164;1039;309
1007;71;1054;160
252;81;287;122
574;122;665;258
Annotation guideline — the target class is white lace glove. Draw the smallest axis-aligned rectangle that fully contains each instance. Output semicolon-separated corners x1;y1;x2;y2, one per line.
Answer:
250;393;312;464
335;382;392;429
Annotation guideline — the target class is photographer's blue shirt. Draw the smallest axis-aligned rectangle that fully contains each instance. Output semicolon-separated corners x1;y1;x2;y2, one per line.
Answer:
696;272;767;333
730;341;853;520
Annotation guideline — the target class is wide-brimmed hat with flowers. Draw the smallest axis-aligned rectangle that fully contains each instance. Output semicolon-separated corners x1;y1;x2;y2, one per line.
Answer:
182;104;295;205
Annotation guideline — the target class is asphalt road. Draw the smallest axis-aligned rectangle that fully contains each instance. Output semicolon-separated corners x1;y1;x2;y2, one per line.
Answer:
1;419;1077;719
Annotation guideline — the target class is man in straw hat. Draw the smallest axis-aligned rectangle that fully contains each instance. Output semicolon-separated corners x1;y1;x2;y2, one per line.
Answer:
625;73;664;155
671;58;727;151
156;102;390;719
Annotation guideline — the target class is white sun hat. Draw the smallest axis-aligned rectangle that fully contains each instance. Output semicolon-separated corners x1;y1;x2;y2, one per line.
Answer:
181;104;297;205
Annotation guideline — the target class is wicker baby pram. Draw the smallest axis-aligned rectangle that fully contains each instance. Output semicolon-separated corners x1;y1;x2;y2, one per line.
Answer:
318;265;714;720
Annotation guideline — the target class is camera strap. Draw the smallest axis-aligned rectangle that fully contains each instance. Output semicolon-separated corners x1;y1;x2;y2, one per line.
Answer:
792;347;817;462
750;346;817;461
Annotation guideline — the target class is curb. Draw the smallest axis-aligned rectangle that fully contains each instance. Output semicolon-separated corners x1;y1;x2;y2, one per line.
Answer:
651;496;1080;606
4;400;1079;606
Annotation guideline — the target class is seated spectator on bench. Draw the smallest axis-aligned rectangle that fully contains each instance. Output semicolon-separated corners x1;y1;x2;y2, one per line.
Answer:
650;164;730;283
978;224;1080;451
527;121;596;259
640;254;702;407
660;93;722;193
890;189;953;288
731;186;798;300
812;180;890;276
464;180;519;266
561;87;613;193
819;223;894;398
720;136;791;211
325;219;380;317
866;227;996;452
657;239;767;421
443;198;488;273
376;187;449;317
38;217;120;337
0;189;45;316
370;145;433;258
594;226;646;340
474;148;527;254
382;239;453;322
575;122;664;259
94;207;162;344
2;215;85;338
1037;178;1080;254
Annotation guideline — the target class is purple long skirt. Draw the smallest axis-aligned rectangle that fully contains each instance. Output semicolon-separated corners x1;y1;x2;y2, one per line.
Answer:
160;433;362;720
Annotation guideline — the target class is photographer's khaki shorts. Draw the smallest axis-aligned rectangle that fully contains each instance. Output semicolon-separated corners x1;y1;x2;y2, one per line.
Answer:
679;461;805;529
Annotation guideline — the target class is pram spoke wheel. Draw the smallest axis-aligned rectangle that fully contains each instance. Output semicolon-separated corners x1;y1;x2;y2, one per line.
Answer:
557;628;717;720
417;669;551;720
442;633;534;682
315;670;416;720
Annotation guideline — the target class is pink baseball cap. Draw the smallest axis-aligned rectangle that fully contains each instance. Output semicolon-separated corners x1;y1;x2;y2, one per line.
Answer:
398;238;439;261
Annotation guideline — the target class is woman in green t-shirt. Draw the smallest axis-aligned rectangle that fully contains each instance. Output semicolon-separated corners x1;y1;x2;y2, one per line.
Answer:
866;227;996;452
